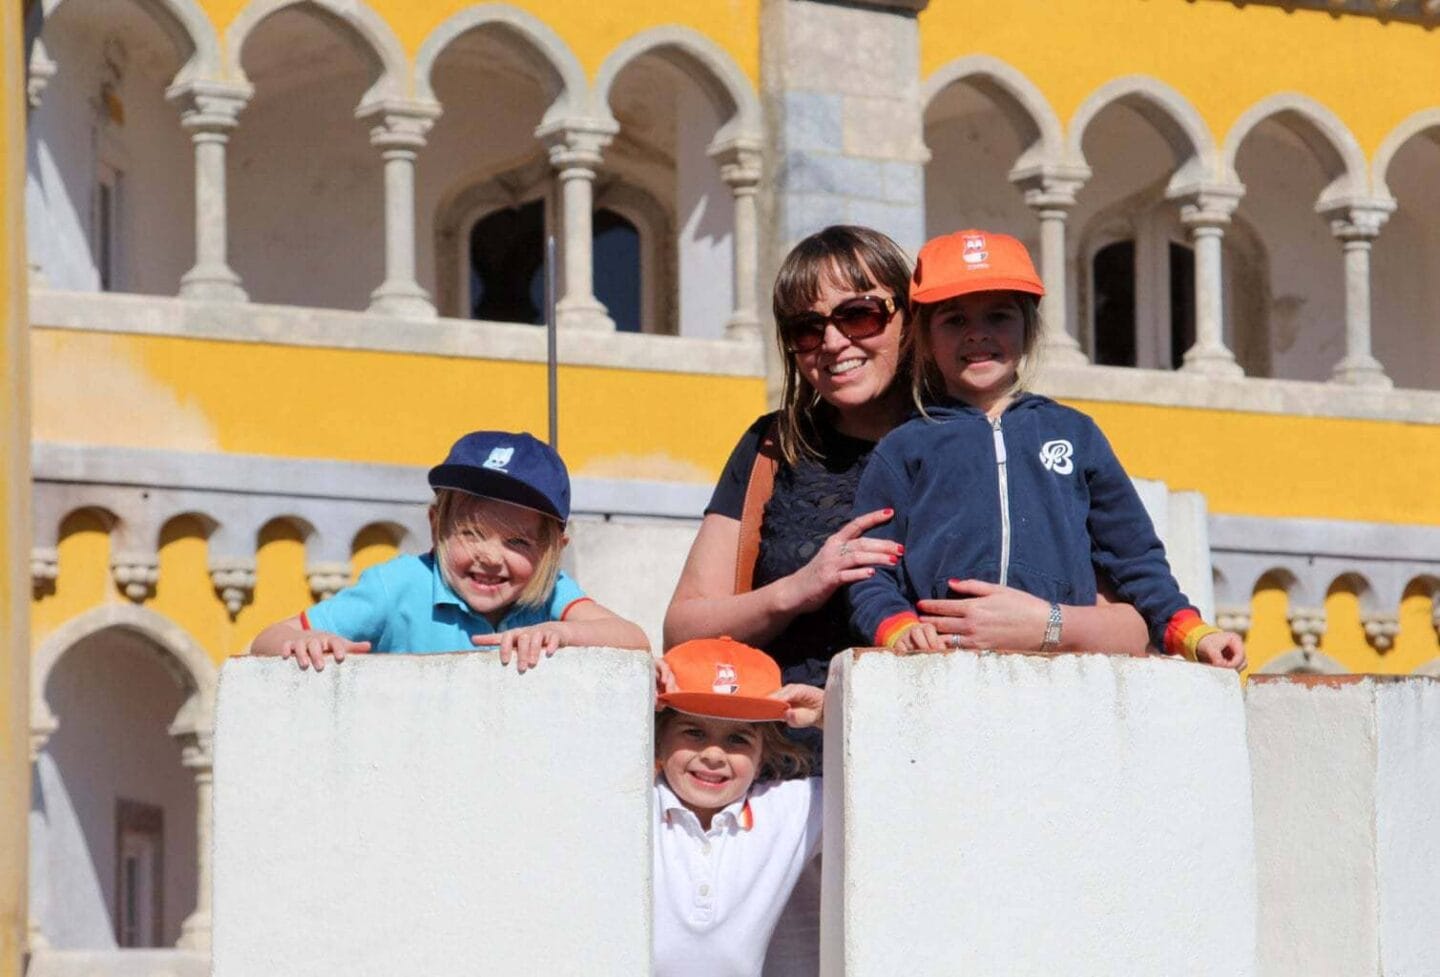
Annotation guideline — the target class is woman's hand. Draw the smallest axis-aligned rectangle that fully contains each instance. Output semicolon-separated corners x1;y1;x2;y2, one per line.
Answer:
916;578;1051;652
779;508;901;615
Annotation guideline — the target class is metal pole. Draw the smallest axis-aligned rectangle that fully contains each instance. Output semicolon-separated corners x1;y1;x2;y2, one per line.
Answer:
545;235;558;450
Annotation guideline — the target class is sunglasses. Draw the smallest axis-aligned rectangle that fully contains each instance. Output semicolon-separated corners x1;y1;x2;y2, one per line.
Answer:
780;295;896;353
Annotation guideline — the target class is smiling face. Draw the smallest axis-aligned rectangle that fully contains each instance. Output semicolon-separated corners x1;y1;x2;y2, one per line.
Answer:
788;272;904;435
924;291;1032;416
657;712;764;829
431;494;548;624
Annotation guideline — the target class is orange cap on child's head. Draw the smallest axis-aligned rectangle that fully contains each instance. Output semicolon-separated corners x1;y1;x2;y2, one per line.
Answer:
658;637;788;722
910;229;1045;305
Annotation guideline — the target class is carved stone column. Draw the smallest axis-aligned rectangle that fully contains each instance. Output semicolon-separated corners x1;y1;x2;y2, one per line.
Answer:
209;558;256;617
363;102;441;318
539;119;618;332
1288;606;1326;654
711;141;763;341
176;730;213;951
1323;201;1395;388
169;81;251;302
1176;186;1246;377
1012;165;1090;365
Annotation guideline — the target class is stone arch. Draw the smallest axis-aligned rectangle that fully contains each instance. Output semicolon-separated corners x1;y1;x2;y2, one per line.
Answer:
593;26;761;150
1254;566;1313;607
224;0;407;106
1255;649;1346;675
1066;76;1218;188
1373;109;1440;199
1221;94;1368;207
39;0;220;83
414;5;587;123
1326;570;1385;615
922;54;1063;172
32;604;218;743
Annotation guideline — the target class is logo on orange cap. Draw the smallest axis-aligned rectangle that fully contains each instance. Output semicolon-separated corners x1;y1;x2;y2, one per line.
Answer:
910;228;1045;305
658;636;787;722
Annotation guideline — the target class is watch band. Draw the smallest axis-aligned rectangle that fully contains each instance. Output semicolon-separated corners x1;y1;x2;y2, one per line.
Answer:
1039;602;1063;653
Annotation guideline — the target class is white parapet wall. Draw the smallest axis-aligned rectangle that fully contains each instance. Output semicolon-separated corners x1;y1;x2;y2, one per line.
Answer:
821;649;1258;977
1247;674;1440;977
212;650;655;977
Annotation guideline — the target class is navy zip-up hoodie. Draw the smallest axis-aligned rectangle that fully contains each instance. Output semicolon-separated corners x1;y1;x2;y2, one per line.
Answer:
848;393;1193;650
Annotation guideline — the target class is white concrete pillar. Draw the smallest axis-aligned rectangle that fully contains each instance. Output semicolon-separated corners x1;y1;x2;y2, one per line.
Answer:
823;649;1257;977
170;81;251;303
212;652;652;977
1324;202;1395;388
364;103;441;319
1013;165;1090;365
1175;187;1245;377
1248;674;1440;977
539;120;618;332
176;730;213;952
712;141;763;341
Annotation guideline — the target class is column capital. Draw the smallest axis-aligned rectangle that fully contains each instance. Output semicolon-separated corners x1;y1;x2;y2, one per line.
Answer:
27;43;57;110
176;728;215;772
1010;162;1090;212
362;99;442;151
538;117;618;173
1322;198;1395;242
210;558;256;618
709;139;763;191
167;79;252;135
1173;183;1246;230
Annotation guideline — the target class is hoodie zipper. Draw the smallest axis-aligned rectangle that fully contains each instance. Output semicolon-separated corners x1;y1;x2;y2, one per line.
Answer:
991;415;1011;586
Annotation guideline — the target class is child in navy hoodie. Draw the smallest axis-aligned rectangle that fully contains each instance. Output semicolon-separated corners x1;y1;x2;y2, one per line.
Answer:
848;229;1244;667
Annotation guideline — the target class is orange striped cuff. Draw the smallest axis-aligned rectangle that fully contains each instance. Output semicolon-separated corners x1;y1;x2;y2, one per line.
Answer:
1164;609;1220;662
559;597;595;621
876;611;921;649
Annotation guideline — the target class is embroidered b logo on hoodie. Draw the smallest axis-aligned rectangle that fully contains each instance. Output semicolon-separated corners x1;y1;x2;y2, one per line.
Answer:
1039;439;1074;475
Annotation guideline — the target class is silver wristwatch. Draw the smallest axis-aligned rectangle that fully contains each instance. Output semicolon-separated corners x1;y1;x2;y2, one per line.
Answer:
1039;602;1063;653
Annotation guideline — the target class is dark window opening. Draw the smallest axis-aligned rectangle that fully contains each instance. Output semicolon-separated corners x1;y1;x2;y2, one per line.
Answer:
468;204;642;332
1092;241;1135;367
1168;241;1195;370
115;799;163;948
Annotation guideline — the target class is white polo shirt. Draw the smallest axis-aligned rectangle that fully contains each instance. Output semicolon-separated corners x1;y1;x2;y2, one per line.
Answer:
653;776;823;977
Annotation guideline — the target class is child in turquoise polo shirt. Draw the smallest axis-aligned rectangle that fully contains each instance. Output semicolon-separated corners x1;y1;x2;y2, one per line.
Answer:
250;431;649;671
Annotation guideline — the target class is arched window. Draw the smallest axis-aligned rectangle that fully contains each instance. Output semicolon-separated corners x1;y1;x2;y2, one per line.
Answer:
467;203;642;332
1087;232;1198;370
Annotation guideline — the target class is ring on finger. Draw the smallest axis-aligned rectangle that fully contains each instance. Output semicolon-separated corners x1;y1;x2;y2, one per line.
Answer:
947;634;963;649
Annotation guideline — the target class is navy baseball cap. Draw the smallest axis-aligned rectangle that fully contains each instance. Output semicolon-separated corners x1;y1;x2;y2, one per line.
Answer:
428;431;570;522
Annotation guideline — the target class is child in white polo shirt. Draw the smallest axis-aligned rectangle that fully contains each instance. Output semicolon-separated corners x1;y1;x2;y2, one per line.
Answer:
653;637;825;977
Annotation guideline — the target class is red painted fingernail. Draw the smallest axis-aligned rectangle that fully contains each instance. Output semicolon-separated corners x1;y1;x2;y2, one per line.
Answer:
889;555;899;565
897;545;905;555
884;508;894;516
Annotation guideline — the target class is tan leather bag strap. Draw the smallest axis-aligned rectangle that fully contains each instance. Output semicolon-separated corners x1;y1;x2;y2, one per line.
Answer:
734;420;781;594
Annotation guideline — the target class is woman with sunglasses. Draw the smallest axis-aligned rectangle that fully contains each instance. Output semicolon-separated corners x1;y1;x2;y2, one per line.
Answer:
664;225;1149;696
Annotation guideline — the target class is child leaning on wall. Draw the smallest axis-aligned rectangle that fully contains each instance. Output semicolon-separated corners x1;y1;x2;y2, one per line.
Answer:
848;229;1246;668
251;430;649;669
652;637;825;977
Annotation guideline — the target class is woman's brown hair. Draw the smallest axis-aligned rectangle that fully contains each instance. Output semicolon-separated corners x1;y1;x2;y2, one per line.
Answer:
771;225;913;464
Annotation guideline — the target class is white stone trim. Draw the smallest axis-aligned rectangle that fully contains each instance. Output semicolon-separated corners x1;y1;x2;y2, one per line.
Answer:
1417;657;1440;677
413;5;588;124
1254;649;1346;675
1220;93;1369;207
29;290;766;377
1034;362;1440;424
1209;514;1440;564
922;54;1064;171
223;0;408;109
40;0;222;84
592;26;762;151
1372;107;1440;199
33;443;716;521
1065;75;1219;188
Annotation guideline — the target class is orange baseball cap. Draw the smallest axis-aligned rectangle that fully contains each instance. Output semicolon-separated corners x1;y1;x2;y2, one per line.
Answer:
657;636;788;722
910;229;1045;305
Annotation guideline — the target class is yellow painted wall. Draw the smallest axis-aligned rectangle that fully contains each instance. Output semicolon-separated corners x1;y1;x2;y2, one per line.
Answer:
31;329;767;484
920;0;1440;155
1;0;29;968
199;0;761;83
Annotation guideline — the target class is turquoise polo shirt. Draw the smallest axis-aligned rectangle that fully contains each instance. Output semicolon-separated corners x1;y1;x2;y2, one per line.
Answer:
302;552;588;653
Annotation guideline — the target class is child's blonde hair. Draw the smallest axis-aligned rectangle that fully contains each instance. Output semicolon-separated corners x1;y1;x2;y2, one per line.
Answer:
908;292;1044;414
655;709;815;782
432;488;565;609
